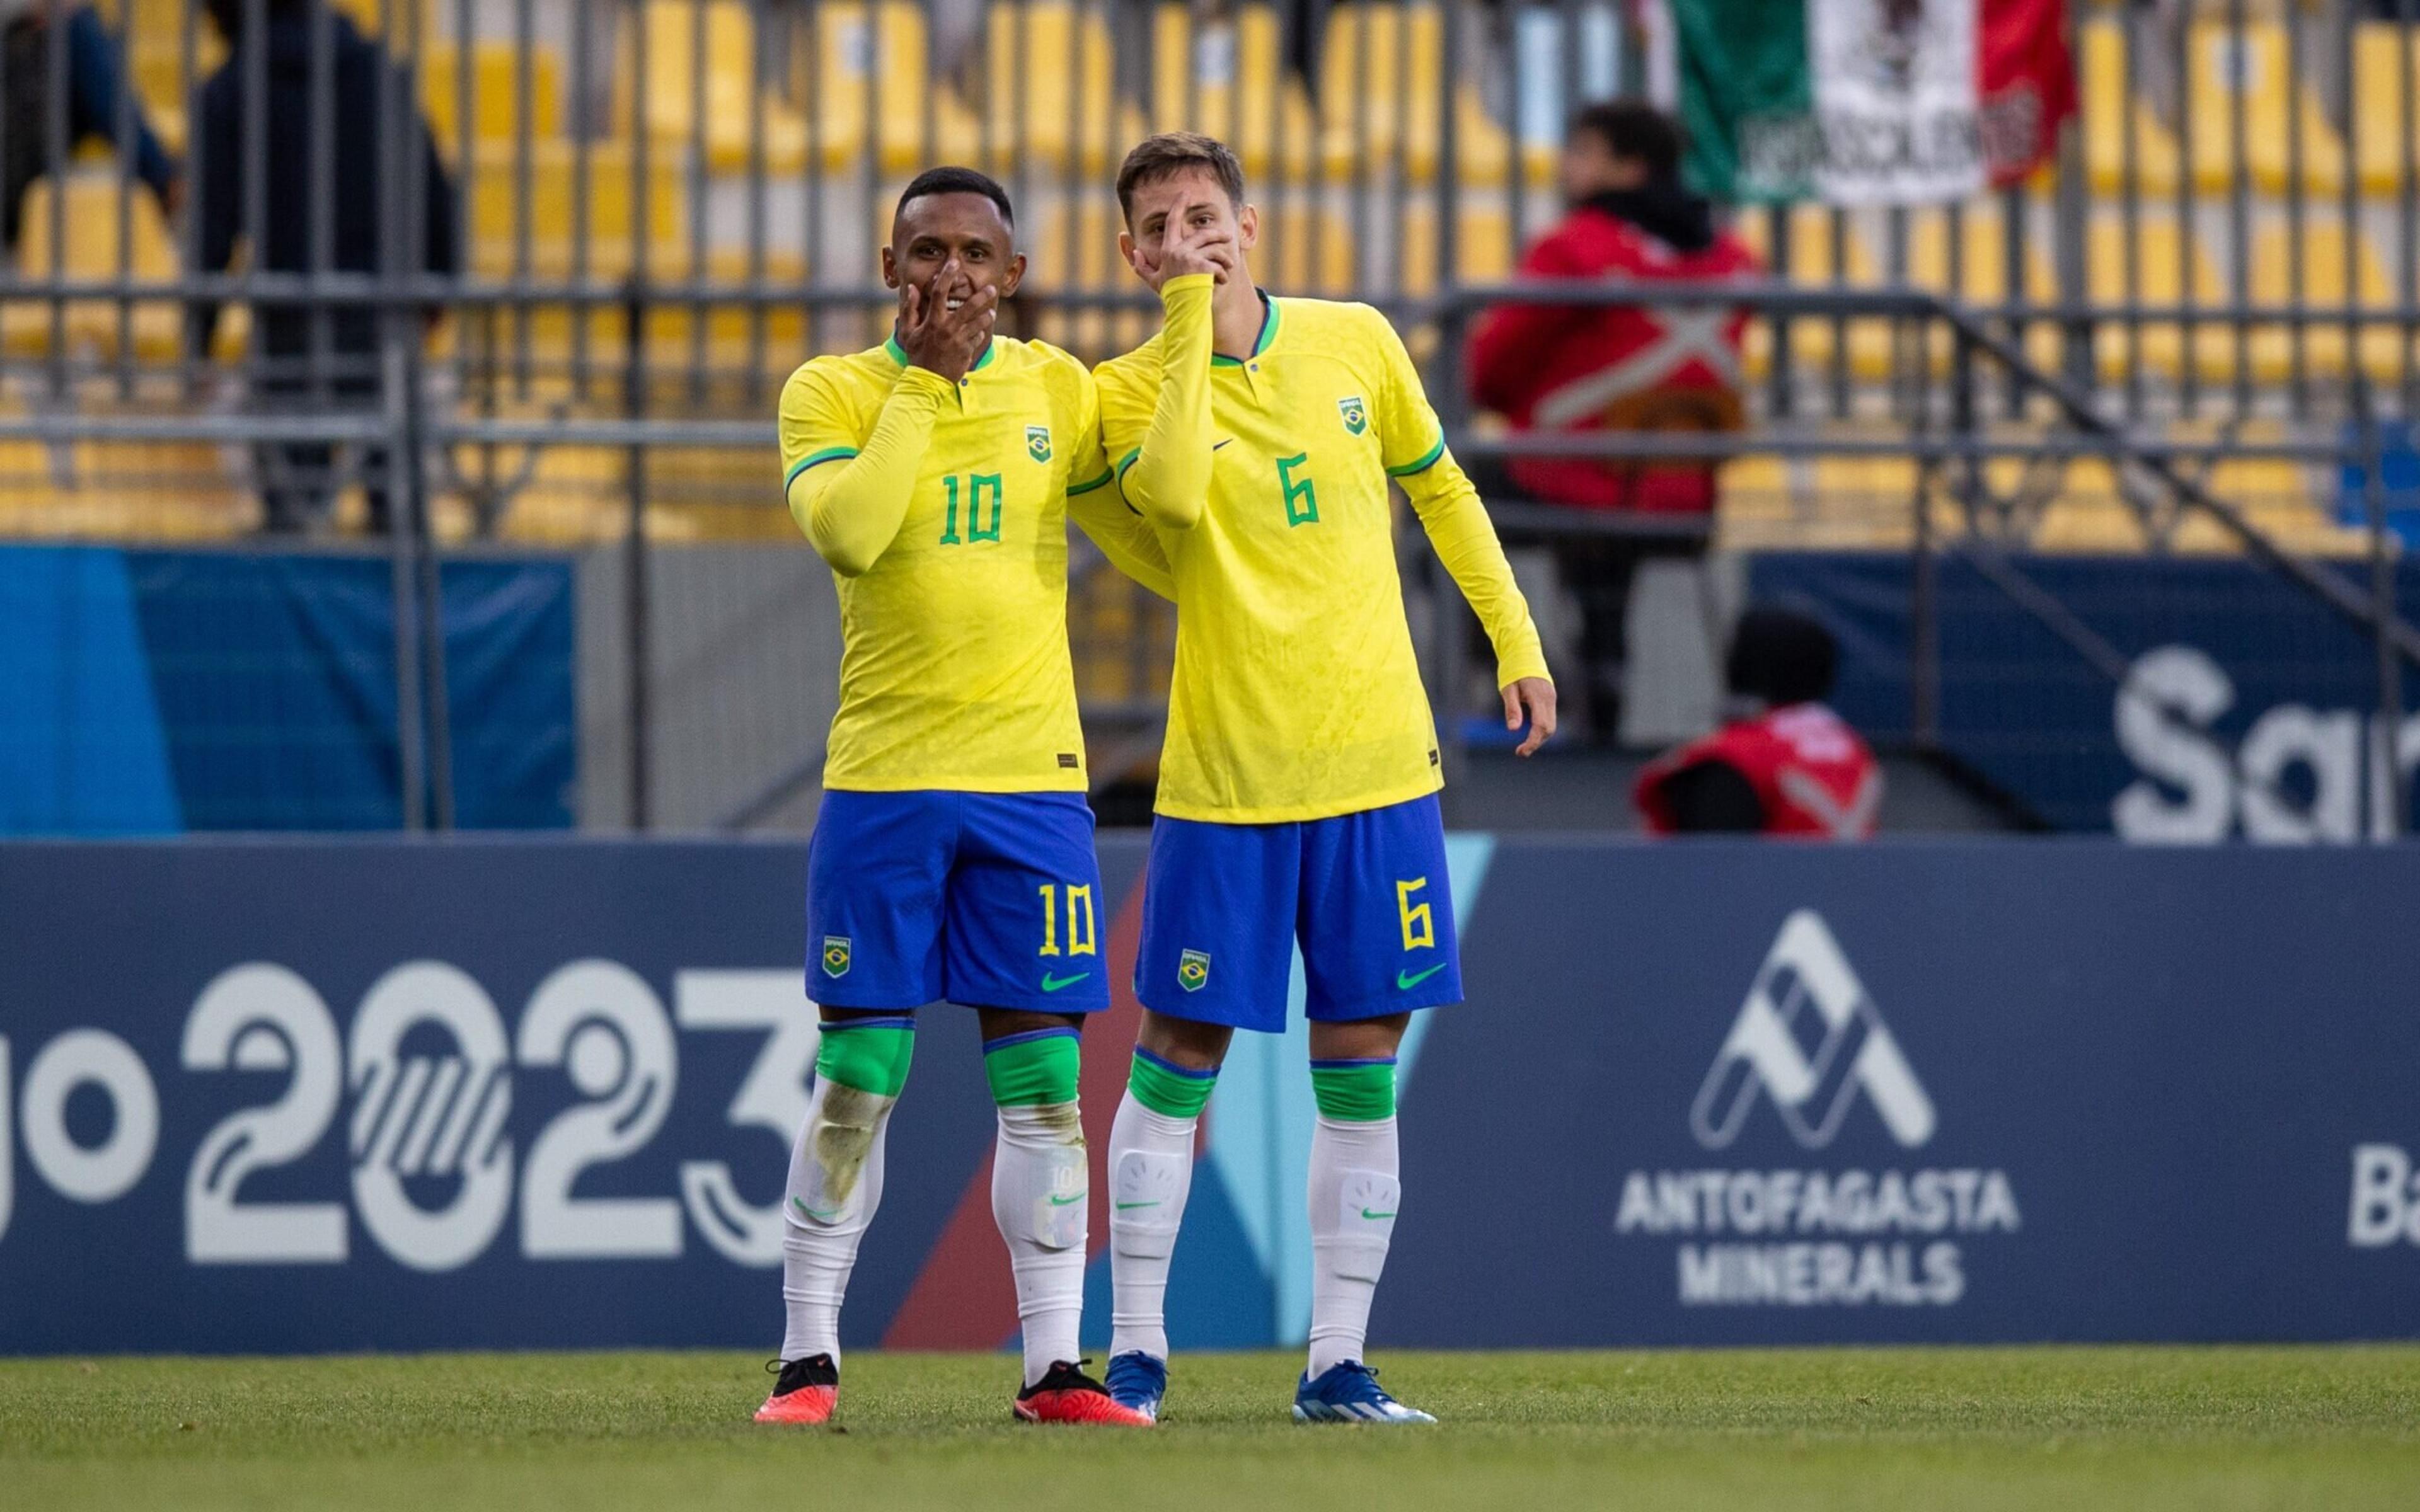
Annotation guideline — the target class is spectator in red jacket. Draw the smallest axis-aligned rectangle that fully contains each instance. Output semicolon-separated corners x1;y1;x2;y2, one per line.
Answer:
1468;102;1758;743
1635;608;1881;839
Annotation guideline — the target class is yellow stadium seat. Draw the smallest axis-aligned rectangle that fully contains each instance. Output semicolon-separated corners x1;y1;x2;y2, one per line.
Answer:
1317;5;1512;186
1;175;183;362
462;141;684;279
1148;5;1317;181
2080;18;2182;198
2245;220;2408;382
1253;201;1357;297
2353;25;2420;196
2182;21;2346;196
1737;205;1890;381
1904;198;2059;370
1397;202;1514;297
2085;214;2228;381
981;3;1122;175
620;0;812;172
420;41;564;152
795;1;979;173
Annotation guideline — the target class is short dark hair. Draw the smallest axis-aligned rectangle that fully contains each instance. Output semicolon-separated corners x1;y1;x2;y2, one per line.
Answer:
1115;132;1245;222
1569;102;1683;184
895;166;1014;227
1726;607;1839;707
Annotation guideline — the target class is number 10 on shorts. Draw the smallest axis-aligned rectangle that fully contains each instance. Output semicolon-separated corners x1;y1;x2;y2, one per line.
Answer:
1037;883;1097;958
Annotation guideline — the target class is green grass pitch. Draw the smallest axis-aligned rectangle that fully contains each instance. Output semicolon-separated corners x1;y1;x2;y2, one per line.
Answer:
6;1347;2419;1511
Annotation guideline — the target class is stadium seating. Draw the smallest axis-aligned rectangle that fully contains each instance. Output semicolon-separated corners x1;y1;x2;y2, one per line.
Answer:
618;0;807;172
420;40;565;152
2182;20;2348;197
2353;24;2420;196
1316;4;1513;186
2083;212;2229;381
3;176;186;364
1737;205;1892;381
979;3;1117;175
2080;18;2184;199
461;141;684;279
2245;220;2407;382
792;1;980;174
1148;4;1316;181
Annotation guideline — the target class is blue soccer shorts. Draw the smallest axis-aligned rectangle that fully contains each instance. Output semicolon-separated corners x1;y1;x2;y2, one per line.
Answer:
1134;793;1461;1032
805;789;1113;1014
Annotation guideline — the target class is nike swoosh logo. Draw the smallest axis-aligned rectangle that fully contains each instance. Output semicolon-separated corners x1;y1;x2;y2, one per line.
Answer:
1113;1200;1161;1211
1047;1193;1085;1206
1396;963;1447;990
1360;1208;1397;1220
792;1196;843;1222
1040;971;1091;993
1213;438;1233;450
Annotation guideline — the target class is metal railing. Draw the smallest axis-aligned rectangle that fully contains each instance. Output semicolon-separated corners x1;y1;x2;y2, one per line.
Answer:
0;0;2415;833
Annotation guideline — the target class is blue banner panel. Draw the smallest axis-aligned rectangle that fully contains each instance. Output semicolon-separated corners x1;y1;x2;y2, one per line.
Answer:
3;838;2417;1355
1746;551;2420;837
122;551;577;832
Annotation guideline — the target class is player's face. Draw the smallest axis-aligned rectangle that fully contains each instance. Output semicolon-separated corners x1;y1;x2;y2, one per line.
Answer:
883;192;1025;306
1119;168;1259;285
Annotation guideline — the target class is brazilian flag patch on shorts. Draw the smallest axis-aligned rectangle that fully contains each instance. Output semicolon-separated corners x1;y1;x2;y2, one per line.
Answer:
822;936;852;978
1177;948;1211;992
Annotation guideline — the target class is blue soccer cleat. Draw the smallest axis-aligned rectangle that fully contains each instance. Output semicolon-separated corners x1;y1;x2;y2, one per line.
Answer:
1103;1351;1168;1423
1292;1361;1436;1424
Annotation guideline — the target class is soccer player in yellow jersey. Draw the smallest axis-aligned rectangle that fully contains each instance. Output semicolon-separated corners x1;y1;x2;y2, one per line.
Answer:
1092;135;1557;1425
755;168;1165;1430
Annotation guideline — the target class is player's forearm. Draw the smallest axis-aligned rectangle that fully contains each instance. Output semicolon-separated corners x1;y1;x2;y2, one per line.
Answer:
1120;274;1216;532
1067;485;1176;601
1402;450;1552;687
788;368;955;575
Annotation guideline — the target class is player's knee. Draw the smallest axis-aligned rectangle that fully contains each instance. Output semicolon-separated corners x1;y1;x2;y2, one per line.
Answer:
1137;1010;1231;1072
1127;1046;1219;1121
1308;1014;1409;1066
1310;1057;1397;1122
982;1026;1081;1109
815;1014;916;1099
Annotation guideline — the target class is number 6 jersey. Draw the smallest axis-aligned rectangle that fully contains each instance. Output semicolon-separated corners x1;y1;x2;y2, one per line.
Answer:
779;335;1172;793
1096;276;1548;823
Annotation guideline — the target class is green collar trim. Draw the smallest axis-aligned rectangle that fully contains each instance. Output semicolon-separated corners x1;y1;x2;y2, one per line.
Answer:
884;332;997;372
1211;291;1277;367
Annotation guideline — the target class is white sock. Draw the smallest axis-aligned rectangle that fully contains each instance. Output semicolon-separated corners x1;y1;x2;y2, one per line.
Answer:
1306;1113;1400;1379
1107;1090;1198;1361
992;1100;1090;1387
778;1075;897;1365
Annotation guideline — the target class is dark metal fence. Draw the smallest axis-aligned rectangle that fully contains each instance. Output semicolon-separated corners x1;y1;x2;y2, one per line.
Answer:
0;0;2415;832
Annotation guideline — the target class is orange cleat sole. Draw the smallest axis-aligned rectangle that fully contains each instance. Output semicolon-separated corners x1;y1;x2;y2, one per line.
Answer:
753;1385;838;1425
1013;1389;1155;1426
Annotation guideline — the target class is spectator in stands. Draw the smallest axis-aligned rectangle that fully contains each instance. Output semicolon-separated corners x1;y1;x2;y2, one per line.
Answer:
188;0;458;535
1;0;179;253
1634;607;1881;839
1467;102;1756;745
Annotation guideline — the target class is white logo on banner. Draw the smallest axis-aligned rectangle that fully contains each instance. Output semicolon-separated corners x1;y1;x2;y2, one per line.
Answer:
1690;910;1937;1152
1618;910;2015;1308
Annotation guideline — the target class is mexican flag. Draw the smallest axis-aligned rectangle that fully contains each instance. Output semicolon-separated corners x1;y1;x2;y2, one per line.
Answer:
1671;0;2074;205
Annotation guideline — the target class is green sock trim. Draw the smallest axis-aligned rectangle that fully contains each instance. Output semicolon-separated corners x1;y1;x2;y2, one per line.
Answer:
1129;1048;1218;1119
983;1029;1081;1107
815;1022;914;1098
1310;1058;1397;1121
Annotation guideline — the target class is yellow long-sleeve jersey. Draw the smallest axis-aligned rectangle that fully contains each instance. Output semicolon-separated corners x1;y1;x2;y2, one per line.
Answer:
780;333;1172;793
1096;275;1550;823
